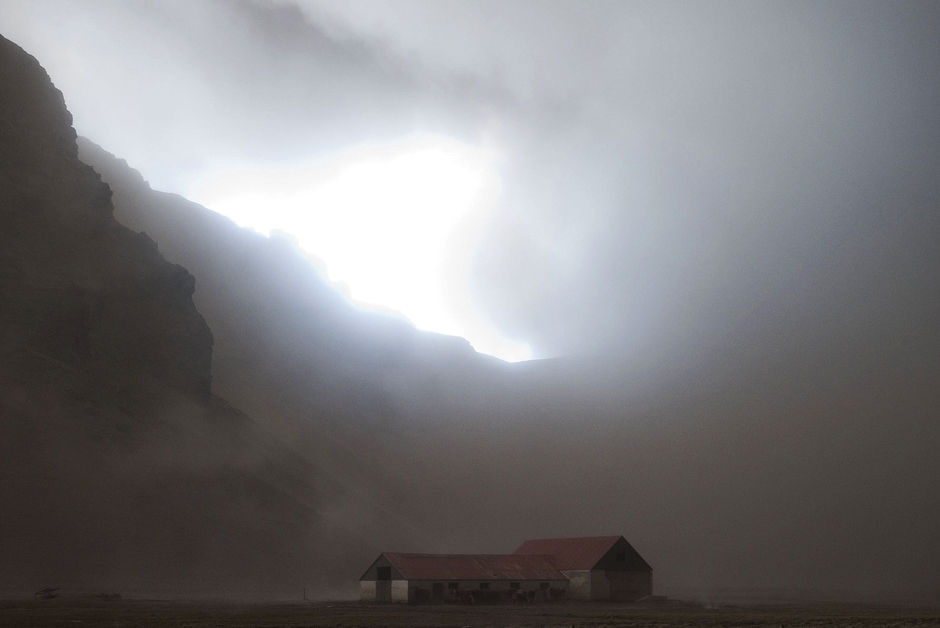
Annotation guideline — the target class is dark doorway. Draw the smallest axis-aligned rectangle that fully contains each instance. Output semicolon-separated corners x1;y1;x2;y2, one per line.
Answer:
376;566;391;602
432;582;444;602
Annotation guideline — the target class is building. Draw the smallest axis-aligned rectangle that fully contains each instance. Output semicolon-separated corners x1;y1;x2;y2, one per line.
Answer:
360;535;651;603
359;553;569;603
514;536;652;601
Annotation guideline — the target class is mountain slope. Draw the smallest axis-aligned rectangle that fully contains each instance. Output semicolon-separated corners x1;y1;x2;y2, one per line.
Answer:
0;35;211;396
78;136;940;602
0;33;329;599
77;137;506;433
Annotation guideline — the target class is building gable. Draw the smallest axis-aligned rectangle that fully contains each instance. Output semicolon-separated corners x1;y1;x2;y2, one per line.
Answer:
359;553;406;581
592;537;652;572
514;536;651;572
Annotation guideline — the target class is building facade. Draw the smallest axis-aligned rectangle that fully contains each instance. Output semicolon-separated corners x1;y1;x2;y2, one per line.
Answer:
360;535;651;603
359;553;568;603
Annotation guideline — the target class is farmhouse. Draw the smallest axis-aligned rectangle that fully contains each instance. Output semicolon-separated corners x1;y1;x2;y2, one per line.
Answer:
360;535;651;603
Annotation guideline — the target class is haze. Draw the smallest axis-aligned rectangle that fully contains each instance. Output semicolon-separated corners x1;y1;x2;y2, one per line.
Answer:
1;0;939;605
3;0;932;363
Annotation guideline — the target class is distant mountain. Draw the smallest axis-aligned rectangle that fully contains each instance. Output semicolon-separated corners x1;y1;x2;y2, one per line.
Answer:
77;137;504;439
77;94;940;604
75;135;540;596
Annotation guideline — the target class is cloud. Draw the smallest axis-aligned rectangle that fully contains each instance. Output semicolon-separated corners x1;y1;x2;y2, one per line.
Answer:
273;1;940;363
3;0;939;362
1;0;492;189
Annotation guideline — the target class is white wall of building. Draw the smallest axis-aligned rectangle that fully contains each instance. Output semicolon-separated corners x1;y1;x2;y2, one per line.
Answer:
360;580;376;601
391;579;409;602
562;570;592;599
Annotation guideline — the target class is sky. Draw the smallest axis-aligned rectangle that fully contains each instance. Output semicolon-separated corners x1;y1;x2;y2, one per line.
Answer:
2;0;939;363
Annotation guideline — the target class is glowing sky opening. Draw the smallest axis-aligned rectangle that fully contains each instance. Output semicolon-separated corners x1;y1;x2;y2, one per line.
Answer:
195;135;532;362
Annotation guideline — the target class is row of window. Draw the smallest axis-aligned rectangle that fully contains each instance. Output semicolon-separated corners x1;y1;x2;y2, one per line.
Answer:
440;582;551;590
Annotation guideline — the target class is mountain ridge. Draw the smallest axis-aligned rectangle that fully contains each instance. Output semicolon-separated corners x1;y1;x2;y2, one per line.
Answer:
0;32;334;599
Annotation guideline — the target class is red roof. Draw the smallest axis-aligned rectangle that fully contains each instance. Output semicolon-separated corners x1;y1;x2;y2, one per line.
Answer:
382;553;566;581
513;536;622;570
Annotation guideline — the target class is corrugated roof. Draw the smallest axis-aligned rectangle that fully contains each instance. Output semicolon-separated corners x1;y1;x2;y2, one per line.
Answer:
382;553;567;581
513;536;623;570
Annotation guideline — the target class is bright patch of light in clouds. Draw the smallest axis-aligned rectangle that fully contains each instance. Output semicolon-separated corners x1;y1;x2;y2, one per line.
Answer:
195;135;532;362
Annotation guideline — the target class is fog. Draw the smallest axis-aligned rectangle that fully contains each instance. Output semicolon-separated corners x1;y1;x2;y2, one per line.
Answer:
2;0;940;603
5;0;939;361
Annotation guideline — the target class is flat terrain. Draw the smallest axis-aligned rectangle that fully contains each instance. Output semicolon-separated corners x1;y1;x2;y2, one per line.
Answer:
2;600;940;627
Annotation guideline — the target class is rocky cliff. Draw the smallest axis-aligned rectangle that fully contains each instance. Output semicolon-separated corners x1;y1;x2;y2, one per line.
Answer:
0;34;212;395
0;34;326;598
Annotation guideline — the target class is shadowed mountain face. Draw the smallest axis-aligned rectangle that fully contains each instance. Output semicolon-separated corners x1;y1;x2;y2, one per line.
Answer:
0;36;211;396
4;31;940;604
0;34;331;599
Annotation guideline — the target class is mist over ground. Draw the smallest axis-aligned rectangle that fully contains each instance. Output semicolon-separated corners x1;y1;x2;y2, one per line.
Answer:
2;0;939;604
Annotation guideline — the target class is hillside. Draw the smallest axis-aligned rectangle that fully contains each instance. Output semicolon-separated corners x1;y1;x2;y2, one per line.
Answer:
76;137;503;438
78;139;940;602
0;33;328;599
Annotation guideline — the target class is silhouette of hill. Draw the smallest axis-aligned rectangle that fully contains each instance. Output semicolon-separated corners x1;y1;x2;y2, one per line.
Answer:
0;33;331;599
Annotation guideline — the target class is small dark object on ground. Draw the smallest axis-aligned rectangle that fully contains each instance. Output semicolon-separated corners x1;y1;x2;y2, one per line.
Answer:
33;588;58;600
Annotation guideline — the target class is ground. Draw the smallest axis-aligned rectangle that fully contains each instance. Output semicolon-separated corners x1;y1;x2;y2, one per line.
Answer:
2;600;940;627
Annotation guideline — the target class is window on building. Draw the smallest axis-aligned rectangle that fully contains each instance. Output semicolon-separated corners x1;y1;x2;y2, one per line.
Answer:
448;582;458;591
479;582;490;590
509;582;520;590
539;582;550;590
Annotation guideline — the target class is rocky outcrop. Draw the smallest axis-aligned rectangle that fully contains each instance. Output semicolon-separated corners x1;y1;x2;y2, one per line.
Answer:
0;34;327;598
0;34;212;395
